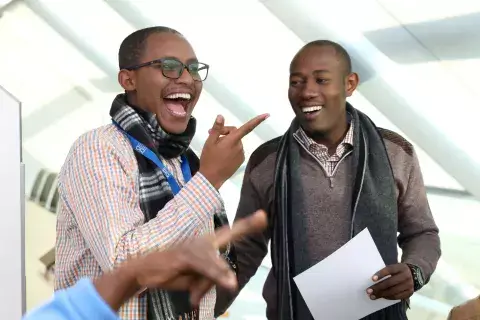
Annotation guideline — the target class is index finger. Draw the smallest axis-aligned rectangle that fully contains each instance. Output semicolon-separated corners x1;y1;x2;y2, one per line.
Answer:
214;210;268;249
228;114;269;141
204;114;225;144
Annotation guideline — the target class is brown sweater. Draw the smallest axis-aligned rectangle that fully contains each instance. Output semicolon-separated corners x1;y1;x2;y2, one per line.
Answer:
215;128;441;318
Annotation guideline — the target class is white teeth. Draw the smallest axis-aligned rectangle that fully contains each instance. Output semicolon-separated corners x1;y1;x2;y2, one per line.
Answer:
165;93;192;100
171;110;186;116
302;106;323;113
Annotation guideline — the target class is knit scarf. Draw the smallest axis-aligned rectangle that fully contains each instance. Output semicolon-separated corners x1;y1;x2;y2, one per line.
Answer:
272;103;407;320
110;94;236;320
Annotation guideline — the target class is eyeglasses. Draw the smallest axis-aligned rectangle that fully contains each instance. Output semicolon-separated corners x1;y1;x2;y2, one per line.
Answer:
123;57;209;82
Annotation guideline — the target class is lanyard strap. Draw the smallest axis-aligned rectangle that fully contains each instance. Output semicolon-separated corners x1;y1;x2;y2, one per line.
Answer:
112;121;192;195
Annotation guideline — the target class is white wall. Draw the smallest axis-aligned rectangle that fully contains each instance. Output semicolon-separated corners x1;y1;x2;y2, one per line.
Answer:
0;85;25;318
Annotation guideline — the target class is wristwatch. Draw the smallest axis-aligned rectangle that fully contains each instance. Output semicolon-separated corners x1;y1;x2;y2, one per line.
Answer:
407;264;425;291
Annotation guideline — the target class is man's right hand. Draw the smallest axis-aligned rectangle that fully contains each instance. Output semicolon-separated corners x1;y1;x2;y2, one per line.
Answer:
129;209;268;306
199;114;269;189
96;210;268;311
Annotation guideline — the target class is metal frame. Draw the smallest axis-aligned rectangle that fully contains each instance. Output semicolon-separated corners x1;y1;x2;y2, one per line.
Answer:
0;83;26;317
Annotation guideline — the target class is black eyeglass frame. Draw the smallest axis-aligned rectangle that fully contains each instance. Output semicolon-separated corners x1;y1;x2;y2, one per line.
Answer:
122;57;210;81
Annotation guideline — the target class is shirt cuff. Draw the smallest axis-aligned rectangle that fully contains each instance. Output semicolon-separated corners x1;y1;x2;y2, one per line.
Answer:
180;172;223;221
67;278;118;319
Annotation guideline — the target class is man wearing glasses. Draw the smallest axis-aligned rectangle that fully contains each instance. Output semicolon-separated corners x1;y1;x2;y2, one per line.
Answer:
54;27;267;320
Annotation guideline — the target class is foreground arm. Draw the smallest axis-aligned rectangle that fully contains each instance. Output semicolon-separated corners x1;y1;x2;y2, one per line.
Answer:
23;278;119;320
25;211;267;320
58;135;223;272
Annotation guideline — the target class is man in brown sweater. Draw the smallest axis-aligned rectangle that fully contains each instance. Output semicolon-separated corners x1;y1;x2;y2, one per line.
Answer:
215;40;441;319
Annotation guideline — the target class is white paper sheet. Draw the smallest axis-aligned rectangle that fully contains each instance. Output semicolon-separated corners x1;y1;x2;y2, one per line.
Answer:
293;228;399;320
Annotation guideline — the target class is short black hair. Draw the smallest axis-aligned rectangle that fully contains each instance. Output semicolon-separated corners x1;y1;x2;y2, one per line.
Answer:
299;40;352;75
118;26;182;70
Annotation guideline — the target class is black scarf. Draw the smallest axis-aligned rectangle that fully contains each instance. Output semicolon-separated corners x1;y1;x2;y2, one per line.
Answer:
110;94;236;320
272;103;407;320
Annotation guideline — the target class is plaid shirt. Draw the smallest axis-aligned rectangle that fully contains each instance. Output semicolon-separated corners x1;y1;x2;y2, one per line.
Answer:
294;120;354;176
55;124;221;320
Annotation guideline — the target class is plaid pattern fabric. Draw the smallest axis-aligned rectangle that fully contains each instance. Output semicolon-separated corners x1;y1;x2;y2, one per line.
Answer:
294;118;354;176
109;94;235;319
55;125;221;319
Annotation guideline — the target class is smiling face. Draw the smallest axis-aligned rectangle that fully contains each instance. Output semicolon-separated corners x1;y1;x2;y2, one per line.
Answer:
118;32;203;134
288;44;358;143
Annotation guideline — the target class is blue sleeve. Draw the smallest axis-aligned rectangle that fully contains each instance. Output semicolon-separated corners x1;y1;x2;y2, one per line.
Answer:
23;278;118;320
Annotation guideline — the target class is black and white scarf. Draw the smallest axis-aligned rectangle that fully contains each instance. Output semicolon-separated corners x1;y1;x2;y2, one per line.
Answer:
110;94;236;320
272;103;407;319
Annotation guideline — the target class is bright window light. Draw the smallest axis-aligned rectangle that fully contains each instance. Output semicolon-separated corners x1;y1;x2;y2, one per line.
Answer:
394;62;480;163
427;194;480;298
0;3;105;118
351;0;480;32
0;2;120;174
27;0;135;65
350;92;464;190
131;0;302;135
24;101;107;170
377;0;480;24
441;59;480;97
0;0;12;7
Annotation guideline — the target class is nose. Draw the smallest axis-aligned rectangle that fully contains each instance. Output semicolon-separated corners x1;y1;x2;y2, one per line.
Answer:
300;80;320;100
175;67;195;85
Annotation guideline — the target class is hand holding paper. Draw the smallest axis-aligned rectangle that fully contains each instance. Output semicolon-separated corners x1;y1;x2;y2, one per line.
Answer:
367;263;414;300
293;228;400;320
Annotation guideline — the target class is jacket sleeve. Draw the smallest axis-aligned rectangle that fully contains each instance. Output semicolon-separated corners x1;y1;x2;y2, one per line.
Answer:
215;158;271;316
23;278;118;320
58;136;222;272
397;147;441;282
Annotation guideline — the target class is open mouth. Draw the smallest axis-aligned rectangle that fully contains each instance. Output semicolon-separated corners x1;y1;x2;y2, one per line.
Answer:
301;105;323;119
163;93;193;118
301;106;323;114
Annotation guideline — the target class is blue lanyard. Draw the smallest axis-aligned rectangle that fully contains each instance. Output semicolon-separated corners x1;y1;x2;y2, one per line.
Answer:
112;121;192;195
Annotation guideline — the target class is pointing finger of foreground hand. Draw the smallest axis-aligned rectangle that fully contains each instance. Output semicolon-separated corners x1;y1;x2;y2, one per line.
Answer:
214;210;268;249
229;114;269;141
189;275;235;308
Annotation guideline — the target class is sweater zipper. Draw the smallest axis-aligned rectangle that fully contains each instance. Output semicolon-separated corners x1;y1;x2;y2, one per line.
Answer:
293;134;353;188
328;150;353;187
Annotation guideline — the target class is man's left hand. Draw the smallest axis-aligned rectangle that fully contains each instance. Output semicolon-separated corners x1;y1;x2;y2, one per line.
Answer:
367;263;414;300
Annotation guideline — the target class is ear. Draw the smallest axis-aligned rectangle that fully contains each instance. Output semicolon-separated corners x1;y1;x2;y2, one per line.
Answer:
118;69;136;91
345;72;359;97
